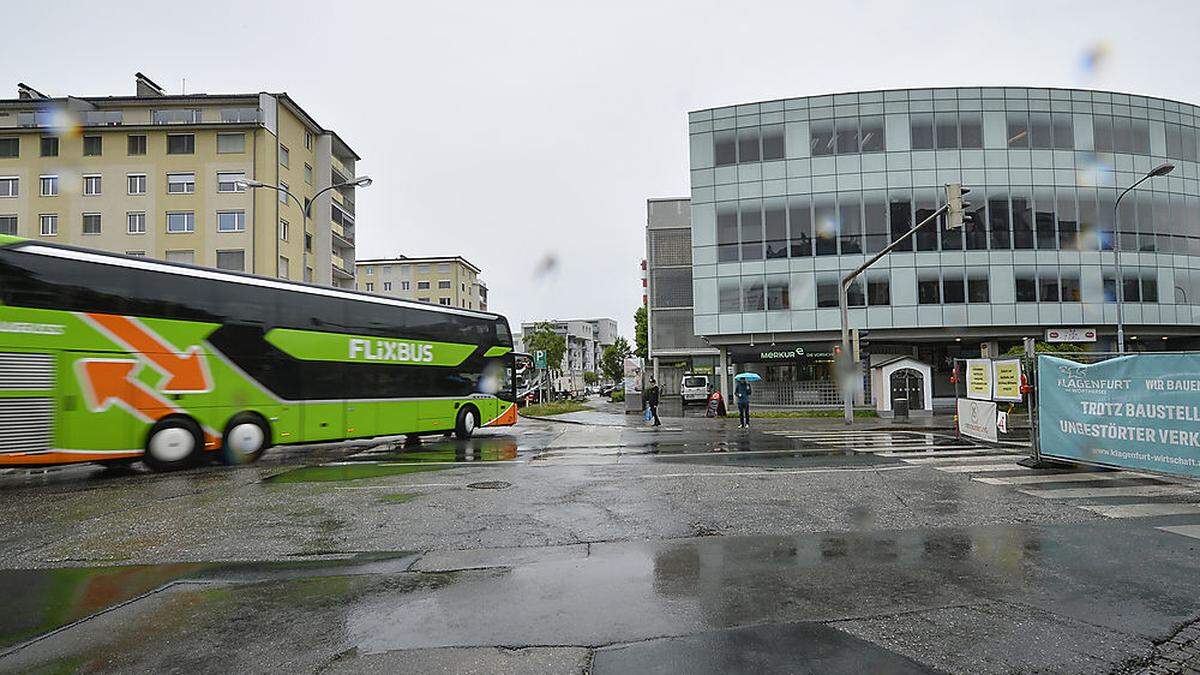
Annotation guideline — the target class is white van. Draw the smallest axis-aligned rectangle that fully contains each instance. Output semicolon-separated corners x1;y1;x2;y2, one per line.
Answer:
680;374;711;405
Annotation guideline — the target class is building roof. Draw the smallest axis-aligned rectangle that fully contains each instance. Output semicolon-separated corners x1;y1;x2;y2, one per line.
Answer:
0;76;362;160
355;255;482;275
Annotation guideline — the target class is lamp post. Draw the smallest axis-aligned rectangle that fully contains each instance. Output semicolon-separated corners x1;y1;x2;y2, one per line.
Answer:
237;175;372;279
1112;163;1173;353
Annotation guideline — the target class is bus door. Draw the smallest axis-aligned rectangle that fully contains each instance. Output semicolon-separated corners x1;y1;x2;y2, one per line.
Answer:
344;398;377;439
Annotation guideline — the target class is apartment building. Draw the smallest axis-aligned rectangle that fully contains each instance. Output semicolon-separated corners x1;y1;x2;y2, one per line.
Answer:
518;317;618;391
0;73;361;287
356;256;488;310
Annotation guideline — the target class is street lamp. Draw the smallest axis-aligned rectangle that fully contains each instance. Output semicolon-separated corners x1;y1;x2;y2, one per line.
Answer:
1112;163;1173;353
236;175;373;220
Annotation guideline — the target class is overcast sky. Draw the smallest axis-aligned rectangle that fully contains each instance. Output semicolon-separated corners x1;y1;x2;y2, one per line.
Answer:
4;0;1199;338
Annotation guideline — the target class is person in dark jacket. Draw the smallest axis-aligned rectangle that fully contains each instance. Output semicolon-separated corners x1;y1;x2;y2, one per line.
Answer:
645;378;661;427
734;379;752;428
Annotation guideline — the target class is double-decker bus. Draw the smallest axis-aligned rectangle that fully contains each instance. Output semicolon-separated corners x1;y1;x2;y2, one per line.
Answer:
0;235;518;471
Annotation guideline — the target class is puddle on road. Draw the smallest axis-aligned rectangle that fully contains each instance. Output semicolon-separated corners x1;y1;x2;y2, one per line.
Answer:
0;552;418;653
266;464;450;483
267;438;521;483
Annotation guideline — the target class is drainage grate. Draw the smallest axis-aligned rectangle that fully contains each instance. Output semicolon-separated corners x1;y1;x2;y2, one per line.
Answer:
467;481;512;490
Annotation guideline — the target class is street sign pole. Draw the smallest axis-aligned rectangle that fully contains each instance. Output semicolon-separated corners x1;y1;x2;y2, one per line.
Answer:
839;199;954;425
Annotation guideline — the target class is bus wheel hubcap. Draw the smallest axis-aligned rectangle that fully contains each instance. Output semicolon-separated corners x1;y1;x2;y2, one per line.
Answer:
228;423;264;455
149;428;194;462
465;414;475;433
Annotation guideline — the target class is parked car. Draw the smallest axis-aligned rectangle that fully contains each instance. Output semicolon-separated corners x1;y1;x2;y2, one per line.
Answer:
680;374;712;406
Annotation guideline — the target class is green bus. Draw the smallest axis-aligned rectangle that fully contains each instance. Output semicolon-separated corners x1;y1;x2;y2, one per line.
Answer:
0;235;518;471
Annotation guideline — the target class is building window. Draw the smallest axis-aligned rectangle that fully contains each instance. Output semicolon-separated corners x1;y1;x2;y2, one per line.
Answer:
126;251;146;257
967;272;989;303
127;212;146;234
439;297;451;305
0;215;16;236
279;181;288;204
40;175;58;196
166;134;195;154
418;297;430;303
365;282;375;292
438;279;451;289
217;132;246;154
127;174;147;195
279;145;289;167
1061;270;1082;302
401;281;410;290
918;271;941;304
83;175;102;196
278;256;289;278
417;263;430;273
1015;268;1037;302
304;131;313;150
167;173;195;194
304;232;313;252
1040;270;1061;302
166;250;195;265
942;271;966;304
304;267;313;282
39;214;57;236
83;135;102;156
40;136;58;157
166;211;195;233
82;213;102;235
815;276;839;308
279;219;289;241
127;134;147;156
417;280;430;290
383;281;392;291
304;163;313;185
1141;272;1159;303
217;172;245;193
0;138;19;158
0;177;17;198
437;262;450;272
216;250;245;272
766;277;790;310
867;275;890;306
216;210;246;233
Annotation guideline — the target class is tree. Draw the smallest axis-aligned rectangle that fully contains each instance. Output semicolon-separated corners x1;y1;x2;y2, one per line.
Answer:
524;322;566;371
634;306;648;360
602;336;632;383
583;371;599;386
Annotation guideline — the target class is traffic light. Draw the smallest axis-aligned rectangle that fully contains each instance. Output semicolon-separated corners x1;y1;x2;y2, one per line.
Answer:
945;183;973;230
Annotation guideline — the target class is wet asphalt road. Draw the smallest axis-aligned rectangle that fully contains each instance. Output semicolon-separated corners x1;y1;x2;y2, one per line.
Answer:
1;407;1199;673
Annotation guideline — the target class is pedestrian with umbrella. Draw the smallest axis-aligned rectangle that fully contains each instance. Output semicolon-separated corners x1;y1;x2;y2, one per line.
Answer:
733;372;760;429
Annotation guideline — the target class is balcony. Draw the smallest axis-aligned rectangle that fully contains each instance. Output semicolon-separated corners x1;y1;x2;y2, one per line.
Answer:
332;255;354;279
331;221;354;247
331;156;354;182
4;107;258;130
152;109;202;124
14;110;123;127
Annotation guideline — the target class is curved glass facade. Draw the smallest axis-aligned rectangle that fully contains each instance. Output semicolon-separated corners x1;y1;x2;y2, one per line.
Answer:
688;87;1200;351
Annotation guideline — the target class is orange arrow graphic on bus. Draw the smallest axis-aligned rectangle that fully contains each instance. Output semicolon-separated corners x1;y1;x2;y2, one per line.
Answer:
78;359;220;449
86;313;212;393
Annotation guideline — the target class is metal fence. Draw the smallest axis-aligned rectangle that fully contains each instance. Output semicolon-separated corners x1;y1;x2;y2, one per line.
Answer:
749;380;842;407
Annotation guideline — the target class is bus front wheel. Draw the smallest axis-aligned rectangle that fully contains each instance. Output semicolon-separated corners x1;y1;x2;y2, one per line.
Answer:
143;416;204;472
454;406;480;440
221;413;271;465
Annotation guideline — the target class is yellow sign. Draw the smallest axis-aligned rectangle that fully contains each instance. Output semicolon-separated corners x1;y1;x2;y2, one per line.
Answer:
966;358;993;400
993;359;1023;402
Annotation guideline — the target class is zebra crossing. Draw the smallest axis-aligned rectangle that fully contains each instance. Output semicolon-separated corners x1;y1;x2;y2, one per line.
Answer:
892;449;1200;542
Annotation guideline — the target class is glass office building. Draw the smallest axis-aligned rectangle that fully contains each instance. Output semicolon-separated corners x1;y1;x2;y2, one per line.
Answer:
687;87;1200;402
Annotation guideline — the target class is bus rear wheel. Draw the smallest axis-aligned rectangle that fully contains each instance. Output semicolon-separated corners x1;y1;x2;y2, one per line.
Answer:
454;406;480;440
143;416;204;472
221;413;271;465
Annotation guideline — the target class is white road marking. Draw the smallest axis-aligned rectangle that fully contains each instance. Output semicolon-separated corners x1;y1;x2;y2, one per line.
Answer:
638;465;921;479
1156;524;1200;540
1083;504;1200;518
975;472;1151;486
1019;485;1199;499
881;448;1014;458
868;445;993;454
900;453;1024;465
333;483;462;490
934;463;1027;473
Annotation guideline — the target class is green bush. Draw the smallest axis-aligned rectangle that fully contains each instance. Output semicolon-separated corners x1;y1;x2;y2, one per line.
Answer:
611;390;625;402
520;401;589;417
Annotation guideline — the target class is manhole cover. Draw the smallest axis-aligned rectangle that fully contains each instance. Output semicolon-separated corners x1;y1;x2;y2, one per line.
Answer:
467;481;512;490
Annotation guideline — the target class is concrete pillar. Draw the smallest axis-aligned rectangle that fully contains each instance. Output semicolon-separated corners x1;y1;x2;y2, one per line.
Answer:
719;346;731;403
652;356;660;383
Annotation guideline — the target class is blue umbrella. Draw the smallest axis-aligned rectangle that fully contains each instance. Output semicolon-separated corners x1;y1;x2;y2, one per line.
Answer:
733;372;762;382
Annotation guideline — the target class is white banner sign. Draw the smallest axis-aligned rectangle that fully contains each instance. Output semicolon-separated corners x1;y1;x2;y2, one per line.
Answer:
1046;327;1097;343
958;398;998;443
